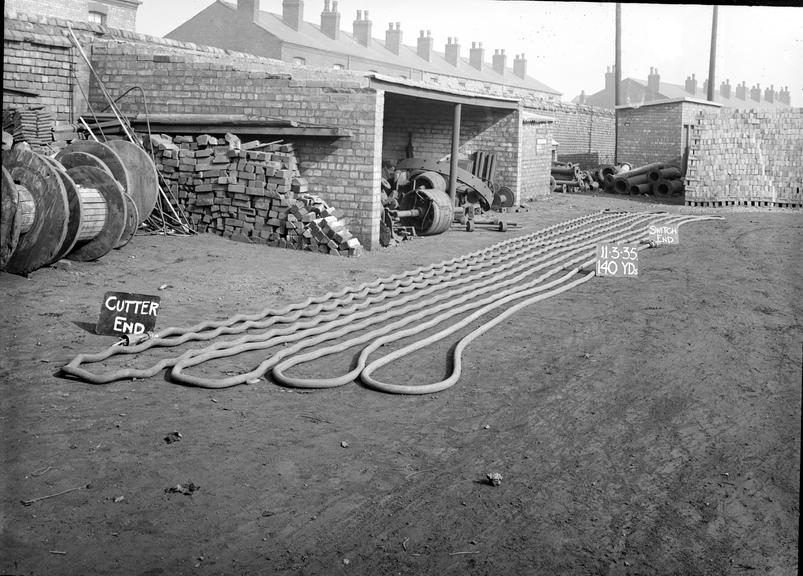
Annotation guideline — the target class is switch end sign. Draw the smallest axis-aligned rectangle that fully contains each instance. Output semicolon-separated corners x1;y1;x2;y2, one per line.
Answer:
96;291;161;336
596;244;639;277
648;224;679;245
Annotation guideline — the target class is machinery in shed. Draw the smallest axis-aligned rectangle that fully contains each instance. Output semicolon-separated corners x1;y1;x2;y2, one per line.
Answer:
379;154;516;246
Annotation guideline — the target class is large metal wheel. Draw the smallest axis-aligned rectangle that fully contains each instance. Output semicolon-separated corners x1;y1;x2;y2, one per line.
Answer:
399;188;454;236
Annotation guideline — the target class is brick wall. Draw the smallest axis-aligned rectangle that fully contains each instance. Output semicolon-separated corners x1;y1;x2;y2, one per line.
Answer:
617;102;682;167
381;94;521;200
521;121;553;199
2;23;75;119
685;108;803;206
617;100;722;168
543;103;615;166
87;43;383;249
5;0;138;30
6;0;87;23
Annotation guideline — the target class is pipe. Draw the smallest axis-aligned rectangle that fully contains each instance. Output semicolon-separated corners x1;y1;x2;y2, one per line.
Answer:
614;173;649;194
655;178;684;197
648;166;682;182
629;183;652;196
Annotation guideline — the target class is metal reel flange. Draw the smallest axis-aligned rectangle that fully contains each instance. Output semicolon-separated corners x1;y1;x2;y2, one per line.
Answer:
66;165;127;262
103;139;158;225
2;148;70;275
1;166;21;270
115;192;139;249
55;150;114;176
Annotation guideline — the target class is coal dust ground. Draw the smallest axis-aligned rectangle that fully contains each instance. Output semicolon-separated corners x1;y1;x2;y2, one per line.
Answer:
1;192;800;575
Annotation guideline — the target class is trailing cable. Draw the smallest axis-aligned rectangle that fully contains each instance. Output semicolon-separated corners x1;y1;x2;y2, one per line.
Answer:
62;211;724;393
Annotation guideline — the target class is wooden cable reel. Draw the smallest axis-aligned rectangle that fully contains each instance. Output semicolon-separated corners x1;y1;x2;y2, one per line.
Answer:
55;139;157;227
2;149;70;274
1;148;129;274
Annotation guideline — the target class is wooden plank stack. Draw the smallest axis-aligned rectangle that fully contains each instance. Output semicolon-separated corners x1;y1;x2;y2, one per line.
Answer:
146;133;363;256
685;109;803;208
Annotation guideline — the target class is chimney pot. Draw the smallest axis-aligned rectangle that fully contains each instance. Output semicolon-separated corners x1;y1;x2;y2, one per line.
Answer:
282;0;303;31
513;52;527;78
238;0;260;21
321;0;340;39
417;27;434;60
445;36;460;66
385;18;402;53
469;41;484;71
353;8;372;46
492;48;507;75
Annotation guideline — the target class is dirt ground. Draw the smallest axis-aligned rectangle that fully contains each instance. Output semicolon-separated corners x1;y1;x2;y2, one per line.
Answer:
1;191;800;576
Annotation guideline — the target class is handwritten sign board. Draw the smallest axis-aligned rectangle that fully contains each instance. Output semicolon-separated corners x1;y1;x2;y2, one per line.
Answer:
595;243;639;277
96;291;161;336
648;224;679;245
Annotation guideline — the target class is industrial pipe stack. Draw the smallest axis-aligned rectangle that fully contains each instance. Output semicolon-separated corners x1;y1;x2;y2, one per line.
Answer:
603;162;685;197
550;161;599;193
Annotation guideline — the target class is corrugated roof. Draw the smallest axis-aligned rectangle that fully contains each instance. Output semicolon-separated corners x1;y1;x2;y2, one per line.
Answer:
217;0;560;96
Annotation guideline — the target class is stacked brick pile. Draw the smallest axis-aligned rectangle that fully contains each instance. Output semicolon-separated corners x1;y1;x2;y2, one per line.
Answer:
685;108;803;208
147;133;363;256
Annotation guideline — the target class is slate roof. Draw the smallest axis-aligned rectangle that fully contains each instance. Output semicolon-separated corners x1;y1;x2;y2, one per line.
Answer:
190;1;560;96
574;77;790;110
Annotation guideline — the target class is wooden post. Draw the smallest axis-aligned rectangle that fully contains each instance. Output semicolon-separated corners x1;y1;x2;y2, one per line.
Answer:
707;5;718;102
449;103;461;203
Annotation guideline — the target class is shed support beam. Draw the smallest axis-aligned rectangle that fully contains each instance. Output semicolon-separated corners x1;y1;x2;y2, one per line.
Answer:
450;103;462;203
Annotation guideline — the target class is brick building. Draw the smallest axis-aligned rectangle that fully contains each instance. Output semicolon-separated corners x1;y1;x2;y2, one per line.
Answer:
4;0;141;30
576;66;793;110
165;0;561;101
616;98;722;169
2;6;621;251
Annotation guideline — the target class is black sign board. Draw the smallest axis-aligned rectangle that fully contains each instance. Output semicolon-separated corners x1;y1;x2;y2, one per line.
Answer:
96;291;161;336
648;224;679;245
595;243;639;277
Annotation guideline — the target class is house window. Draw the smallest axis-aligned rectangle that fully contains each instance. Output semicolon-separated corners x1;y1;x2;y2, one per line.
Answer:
88;10;106;25
333;63;345;70
293;57;306;66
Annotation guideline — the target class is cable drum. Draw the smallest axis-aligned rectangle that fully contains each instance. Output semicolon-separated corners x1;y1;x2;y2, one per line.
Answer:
398;188;453;236
411;170;447;191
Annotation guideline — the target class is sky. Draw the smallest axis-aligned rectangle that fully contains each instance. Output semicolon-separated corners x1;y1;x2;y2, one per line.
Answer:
136;0;803;105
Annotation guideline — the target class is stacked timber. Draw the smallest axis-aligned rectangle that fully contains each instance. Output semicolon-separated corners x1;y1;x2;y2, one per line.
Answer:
147;133;363;257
